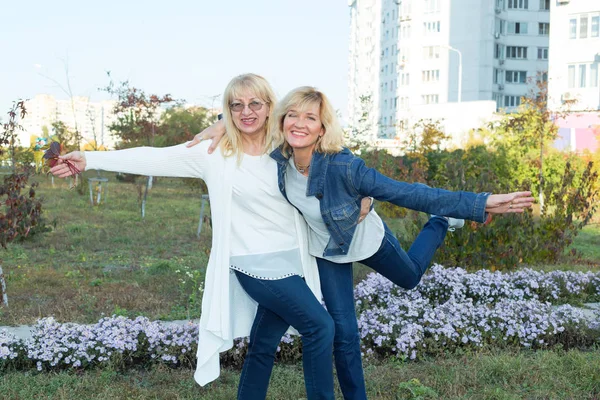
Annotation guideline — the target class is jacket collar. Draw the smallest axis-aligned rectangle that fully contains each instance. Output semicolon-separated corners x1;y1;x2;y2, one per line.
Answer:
270;147;330;197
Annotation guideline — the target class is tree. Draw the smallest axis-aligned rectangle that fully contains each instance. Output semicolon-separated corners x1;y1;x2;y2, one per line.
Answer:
102;73;177;218
155;106;216;148
488;78;573;210
0;101;45;307
345;95;374;155
102;73;176;148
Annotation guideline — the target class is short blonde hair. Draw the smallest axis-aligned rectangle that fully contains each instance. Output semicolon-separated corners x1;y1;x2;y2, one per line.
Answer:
271;86;345;158
220;73;277;161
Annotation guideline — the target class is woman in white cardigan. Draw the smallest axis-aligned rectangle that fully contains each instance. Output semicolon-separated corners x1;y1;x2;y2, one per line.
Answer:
50;74;365;400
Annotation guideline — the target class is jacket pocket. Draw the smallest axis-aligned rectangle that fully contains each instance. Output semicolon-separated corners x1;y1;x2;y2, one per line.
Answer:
330;202;359;231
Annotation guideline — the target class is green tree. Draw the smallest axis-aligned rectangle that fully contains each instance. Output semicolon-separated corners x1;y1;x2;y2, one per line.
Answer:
155;106;215;147
51;121;79;152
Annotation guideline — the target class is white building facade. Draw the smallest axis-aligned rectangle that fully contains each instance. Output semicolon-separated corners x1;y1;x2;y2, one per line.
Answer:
347;0;551;143
547;0;599;153
19;94;117;149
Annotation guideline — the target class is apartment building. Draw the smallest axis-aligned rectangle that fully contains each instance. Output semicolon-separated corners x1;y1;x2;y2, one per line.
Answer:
18;94;117;149
547;0;599;153
347;0;551;141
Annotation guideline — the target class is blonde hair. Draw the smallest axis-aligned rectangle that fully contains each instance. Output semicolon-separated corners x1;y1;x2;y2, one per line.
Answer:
220;73;277;162
271;86;344;158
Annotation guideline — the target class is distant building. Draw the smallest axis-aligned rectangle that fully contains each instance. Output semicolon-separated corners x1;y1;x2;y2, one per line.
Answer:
548;0;599;153
347;0;550;145
18;94;117;149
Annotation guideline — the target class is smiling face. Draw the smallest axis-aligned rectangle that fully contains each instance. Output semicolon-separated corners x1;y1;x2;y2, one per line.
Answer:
229;93;270;138
283;101;324;154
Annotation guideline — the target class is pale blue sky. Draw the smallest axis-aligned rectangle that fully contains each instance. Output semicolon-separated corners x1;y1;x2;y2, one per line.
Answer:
1;0;351;120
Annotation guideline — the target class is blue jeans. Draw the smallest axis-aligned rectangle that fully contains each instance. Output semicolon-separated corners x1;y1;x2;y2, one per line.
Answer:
317;217;449;400
234;271;335;400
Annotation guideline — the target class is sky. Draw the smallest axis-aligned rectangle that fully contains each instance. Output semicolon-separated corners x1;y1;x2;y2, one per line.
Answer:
1;0;351;120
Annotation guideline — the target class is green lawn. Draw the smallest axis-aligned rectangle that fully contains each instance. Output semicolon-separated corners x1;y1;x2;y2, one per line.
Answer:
2;350;600;399
1;172;599;399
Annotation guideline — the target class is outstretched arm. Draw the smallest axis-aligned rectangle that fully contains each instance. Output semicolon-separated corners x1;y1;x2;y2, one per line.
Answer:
350;157;533;222
186;119;226;154
50;143;213;180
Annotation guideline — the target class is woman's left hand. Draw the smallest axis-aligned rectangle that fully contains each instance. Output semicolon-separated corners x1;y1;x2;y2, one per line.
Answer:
485;191;535;214
357;197;373;224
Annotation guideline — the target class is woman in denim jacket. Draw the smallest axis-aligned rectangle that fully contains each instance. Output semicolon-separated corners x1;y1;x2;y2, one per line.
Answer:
265;86;534;400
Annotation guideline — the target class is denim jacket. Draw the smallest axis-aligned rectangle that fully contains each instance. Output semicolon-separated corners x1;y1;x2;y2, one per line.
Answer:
270;147;490;257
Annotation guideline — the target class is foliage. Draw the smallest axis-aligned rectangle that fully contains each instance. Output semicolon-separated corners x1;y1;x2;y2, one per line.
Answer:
2;266;600;373
50;121;79;153
0;102;48;306
355;82;599;270
102;73;176;149
155;106;215;148
345;95;375;155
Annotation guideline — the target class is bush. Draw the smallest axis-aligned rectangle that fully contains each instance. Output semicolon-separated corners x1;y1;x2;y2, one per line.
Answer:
359;146;599;270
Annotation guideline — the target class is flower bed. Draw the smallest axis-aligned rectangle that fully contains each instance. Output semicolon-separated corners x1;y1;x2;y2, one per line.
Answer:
2;266;599;371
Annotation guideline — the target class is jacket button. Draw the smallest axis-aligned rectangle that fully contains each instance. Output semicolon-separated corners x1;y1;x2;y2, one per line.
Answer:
325;222;330;227
339;242;344;246
316;193;323;199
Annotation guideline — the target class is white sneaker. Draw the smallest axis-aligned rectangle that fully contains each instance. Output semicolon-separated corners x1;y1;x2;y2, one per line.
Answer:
446;217;465;232
431;215;465;232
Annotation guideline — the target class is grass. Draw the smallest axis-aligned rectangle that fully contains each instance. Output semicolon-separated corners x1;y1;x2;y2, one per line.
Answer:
1;350;600;399
1;172;600;399
0;172;210;325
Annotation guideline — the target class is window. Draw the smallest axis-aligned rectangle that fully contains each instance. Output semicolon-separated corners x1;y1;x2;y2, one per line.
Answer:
423;46;440;59
591;64;598;87
580;16;588;39
506;46;527;59
423;21;441;35
504;96;521;107
537;47;548;60
422;94;439;104
424;0;440;13
539;0;549;11
400;73;410;86
505;70;527;84
399;47;410;63
422;69;440;82
539;23;549;35
592;16;599;37
507;22;528;34
493;93;503;110
507;0;528;9
579;64;587;87
569;18;577;39
568;65;576;88
400;24;412;39
495;44;505;59
399;97;409;109
495;18;505;34
536;71;548;83
494;68;504;84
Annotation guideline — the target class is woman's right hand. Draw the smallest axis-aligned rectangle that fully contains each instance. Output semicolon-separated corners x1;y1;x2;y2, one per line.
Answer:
186;119;226;154
50;151;86;178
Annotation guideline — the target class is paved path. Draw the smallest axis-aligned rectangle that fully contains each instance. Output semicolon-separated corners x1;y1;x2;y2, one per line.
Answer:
1;319;199;341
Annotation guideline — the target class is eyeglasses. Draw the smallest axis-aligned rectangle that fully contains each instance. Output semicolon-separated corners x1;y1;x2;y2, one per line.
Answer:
229;101;266;112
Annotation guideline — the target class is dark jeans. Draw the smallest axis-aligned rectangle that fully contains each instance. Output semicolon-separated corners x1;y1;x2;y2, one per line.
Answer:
317;217;449;400
234;271;335;400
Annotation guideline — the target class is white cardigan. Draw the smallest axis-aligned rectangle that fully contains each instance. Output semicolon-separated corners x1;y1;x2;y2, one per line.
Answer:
84;142;322;386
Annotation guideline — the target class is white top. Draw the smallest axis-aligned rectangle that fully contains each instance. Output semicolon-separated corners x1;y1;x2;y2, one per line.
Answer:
84;143;322;386
229;154;304;280
286;160;385;263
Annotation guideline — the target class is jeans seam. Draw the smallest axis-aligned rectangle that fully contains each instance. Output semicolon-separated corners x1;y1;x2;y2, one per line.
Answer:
238;306;267;400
